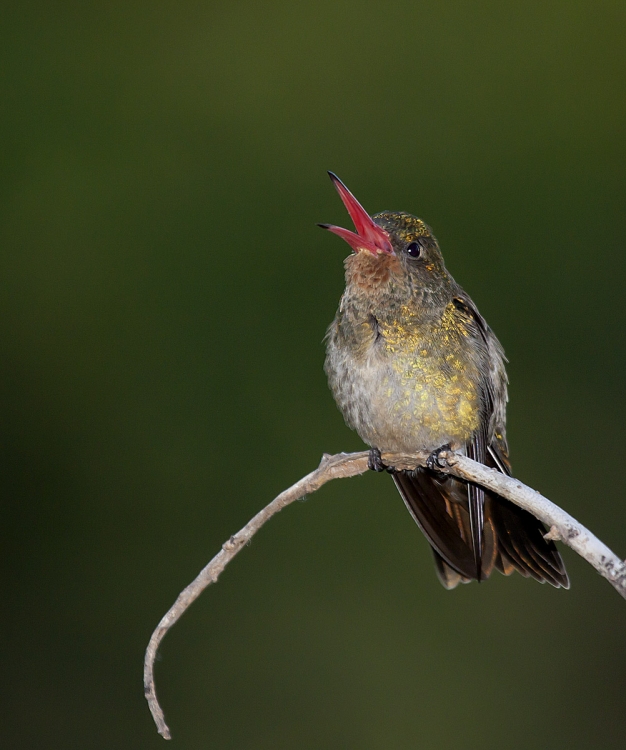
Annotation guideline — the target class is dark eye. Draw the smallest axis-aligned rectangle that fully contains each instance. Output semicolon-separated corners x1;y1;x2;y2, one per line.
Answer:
406;241;422;258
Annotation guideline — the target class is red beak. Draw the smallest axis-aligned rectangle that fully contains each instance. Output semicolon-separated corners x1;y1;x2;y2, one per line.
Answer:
318;172;394;256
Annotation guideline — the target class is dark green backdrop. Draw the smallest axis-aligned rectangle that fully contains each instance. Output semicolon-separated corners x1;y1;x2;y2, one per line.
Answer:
2;2;626;748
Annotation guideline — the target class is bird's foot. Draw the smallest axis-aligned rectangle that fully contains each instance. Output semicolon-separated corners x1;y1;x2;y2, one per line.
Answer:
426;444;452;472
368;448;395;474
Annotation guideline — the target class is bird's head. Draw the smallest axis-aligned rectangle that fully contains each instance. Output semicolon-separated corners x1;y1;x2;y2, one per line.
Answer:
319;172;452;303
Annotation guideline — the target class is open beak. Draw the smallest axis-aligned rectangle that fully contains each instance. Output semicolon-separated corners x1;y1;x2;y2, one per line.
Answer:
318;172;394;256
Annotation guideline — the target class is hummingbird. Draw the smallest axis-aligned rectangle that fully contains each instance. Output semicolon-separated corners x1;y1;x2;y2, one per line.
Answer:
320;172;568;589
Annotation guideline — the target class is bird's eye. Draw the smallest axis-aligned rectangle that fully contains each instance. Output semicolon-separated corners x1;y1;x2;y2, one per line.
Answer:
406;241;422;258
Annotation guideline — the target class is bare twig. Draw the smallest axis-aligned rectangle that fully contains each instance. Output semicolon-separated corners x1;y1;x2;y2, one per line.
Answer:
144;449;626;739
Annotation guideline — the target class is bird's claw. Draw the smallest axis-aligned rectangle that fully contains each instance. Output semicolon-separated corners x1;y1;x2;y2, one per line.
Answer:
426;444;451;472
368;448;395;473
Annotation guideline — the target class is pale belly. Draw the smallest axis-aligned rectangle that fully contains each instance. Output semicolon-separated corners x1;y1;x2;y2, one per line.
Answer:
326;345;481;453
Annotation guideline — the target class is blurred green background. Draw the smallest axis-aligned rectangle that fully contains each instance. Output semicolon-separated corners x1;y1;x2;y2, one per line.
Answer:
2;1;626;748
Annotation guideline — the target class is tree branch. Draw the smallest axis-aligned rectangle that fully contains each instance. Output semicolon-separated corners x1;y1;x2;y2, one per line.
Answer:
144;449;626;739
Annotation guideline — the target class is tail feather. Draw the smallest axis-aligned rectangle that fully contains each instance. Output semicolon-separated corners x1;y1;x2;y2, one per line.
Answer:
432;550;470;589
393;469;478;581
490;499;568;587
494;549;516;578
393;466;569;590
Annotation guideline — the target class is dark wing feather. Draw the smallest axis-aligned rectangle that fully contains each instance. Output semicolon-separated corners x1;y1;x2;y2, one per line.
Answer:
452;295;494;581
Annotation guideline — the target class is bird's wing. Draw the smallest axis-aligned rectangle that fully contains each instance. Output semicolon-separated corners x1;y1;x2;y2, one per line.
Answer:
450;294;500;580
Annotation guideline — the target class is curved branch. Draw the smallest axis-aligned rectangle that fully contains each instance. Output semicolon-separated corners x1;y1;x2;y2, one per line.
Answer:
144;449;625;739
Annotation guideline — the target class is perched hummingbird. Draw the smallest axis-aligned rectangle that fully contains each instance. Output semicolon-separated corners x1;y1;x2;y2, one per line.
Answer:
320;173;568;589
